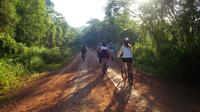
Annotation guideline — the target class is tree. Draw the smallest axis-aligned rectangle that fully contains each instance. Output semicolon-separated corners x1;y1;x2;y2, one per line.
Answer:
0;0;19;55
15;0;50;46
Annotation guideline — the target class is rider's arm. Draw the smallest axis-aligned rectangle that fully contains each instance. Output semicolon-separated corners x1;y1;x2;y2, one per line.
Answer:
129;43;135;51
117;46;123;58
128;44;132;49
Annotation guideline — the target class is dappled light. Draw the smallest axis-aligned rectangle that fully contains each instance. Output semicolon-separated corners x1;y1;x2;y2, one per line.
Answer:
135;0;151;4
1;0;200;112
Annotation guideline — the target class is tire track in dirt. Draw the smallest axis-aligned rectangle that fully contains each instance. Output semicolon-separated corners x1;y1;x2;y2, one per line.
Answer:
0;53;83;112
49;48;105;112
1;49;200;112
90;49;200;112
1;48;103;112
2;55;80;112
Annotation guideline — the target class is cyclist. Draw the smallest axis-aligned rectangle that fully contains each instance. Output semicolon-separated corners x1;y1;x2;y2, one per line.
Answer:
100;41;110;75
96;42;102;63
81;45;87;62
109;43;115;61
117;37;133;84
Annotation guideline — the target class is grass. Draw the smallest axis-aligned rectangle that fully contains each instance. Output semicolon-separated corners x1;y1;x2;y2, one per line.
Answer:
0;46;75;97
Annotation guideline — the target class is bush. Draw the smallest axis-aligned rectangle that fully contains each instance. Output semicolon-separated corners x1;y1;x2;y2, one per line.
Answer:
0;58;28;94
0;45;74;95
29;56;45;72
133;38;157;74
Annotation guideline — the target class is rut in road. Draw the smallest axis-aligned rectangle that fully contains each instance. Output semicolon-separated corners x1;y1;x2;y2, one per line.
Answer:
0;49;200;112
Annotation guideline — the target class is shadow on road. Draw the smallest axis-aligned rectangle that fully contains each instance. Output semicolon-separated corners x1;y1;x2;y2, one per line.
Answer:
104;82;135;112
49;75;107;112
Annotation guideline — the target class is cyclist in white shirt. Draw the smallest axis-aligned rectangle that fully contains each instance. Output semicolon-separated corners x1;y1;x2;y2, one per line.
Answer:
117;37;134;85
117;37;133;63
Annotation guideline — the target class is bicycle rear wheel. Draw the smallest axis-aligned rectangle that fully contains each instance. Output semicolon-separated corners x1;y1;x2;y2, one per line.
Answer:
121;66;127;81
82;53;86;61
127;67;133;85
102;58;108;76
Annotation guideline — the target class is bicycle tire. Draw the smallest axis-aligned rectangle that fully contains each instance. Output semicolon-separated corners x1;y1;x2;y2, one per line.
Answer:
121;66;127;81
102;63;107;75
82;54;86;61
127;67;133;85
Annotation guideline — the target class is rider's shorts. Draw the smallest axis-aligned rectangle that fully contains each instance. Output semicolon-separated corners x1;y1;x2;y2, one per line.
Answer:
122;58;133;63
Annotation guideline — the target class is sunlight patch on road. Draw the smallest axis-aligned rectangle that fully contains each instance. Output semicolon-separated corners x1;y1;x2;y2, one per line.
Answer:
78;67;93;74
107;69;140;97
88;49;162;111
88;49;98;61
58;53;81;75
107;68;163;112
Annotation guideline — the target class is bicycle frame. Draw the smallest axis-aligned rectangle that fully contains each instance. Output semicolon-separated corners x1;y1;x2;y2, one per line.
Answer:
121;61;133;85
121;62;128;80
82;53;86;61
101;58;108;75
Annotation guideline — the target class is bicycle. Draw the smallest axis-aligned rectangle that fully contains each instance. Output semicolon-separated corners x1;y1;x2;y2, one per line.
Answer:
101;58;109;76
110;49;115;61
82;53;86;62
121;61;133;85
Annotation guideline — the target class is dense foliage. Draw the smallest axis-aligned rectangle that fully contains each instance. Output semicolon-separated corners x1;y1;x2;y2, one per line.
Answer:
1;0;199;95
80;0;200;85
0;0;77;94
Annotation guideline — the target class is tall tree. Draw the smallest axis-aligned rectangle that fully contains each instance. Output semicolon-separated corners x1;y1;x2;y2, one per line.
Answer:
15;0;50;46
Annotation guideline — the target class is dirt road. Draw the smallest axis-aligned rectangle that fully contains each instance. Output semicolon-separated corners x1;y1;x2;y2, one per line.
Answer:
0;49;200;112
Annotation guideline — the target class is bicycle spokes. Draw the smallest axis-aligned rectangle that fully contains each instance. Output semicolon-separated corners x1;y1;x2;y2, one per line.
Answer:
128;68;133;85
121;63;133;86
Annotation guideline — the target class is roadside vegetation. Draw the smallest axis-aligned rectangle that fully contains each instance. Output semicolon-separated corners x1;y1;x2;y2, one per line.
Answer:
1;0;200;96
80;0;200;85
0;0;78;95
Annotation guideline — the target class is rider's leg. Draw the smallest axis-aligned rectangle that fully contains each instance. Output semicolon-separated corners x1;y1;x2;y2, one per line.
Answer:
83;55;86;61
102;58;109;75
101;58;105;73
82;52;86;61
127;62;132;69
120;59;125;74
111;51;114;61
105;58;109;70
106;53;109;69
81;53;84;61
121;58;127;80
127;61;133;84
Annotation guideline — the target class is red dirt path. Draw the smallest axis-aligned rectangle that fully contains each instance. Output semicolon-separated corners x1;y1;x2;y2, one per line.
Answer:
0;49;200;112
